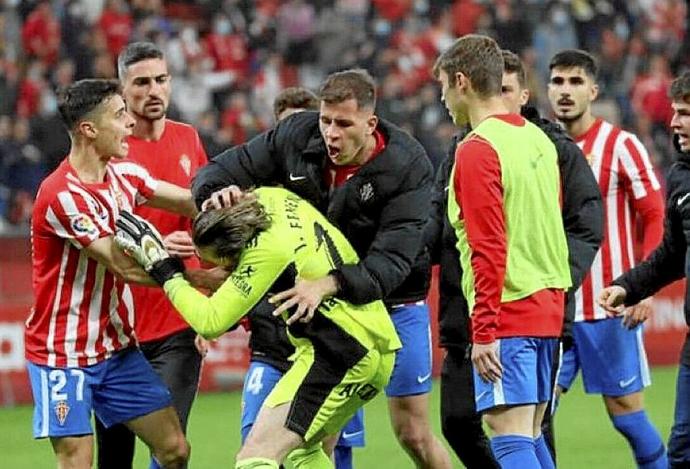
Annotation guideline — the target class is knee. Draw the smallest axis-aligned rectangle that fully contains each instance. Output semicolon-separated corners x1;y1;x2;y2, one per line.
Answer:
155;435;190;468
395;422;430;453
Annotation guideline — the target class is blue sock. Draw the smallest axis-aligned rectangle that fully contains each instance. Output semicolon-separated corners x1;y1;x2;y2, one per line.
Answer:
490;435;540;468
534;434;555;469
612;410;667;469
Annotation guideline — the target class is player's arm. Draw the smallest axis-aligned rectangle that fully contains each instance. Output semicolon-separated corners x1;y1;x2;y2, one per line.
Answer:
331;152;434;304
84;236;157;285
456;138;506;345
191;119;295;208
145;181;197;218
610;177;687;306
163;245;291;339
619;134;665;257
457;138;506;383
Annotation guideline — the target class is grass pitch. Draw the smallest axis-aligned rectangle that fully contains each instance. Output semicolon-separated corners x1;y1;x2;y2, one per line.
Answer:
3;366;677;468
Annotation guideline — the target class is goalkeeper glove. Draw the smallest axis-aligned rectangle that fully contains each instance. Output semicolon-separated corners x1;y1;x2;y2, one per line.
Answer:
114;211;184;285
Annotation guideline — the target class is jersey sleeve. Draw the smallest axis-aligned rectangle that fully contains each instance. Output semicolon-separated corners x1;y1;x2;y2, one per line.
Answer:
163;236;292;339
43;189;112;249
617;134;664;257
114;162;158;206
454;137;507;344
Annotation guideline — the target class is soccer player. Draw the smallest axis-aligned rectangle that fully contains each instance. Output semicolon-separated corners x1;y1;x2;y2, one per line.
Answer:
114;186;402;469
434;34;572;468
428;49;603;468
239;86;365;469
25;79;197;469
194;69;452;469
599;71;690;469
548;49;667;468
93;41;210;469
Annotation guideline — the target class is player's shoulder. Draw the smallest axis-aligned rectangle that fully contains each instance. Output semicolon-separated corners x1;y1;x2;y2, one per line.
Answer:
164;119;200;137
108;159;151;179
35;161;76;206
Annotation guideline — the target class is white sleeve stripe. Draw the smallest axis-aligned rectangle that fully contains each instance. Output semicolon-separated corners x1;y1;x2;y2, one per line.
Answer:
66;183;112;234
616;133;660;199
46;206;84;249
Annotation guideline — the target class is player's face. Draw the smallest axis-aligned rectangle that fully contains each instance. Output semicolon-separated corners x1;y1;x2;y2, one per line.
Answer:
319;98;377;166
438;70;468;126
671;97;690;152
122;58;171;122
92;95;135;159
501;72;529;114
548;66;598;123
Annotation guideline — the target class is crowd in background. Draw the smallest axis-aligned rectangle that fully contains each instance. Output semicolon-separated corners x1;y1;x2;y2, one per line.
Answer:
0;0;688;233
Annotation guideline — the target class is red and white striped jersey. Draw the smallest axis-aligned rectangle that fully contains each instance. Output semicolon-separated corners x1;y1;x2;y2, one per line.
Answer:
574;118;664;321
26;158;157;367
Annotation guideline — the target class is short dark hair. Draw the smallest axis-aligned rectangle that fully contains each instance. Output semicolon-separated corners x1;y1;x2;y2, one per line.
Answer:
57;79;121;132
117;42;164;80
502;50;526;88
319;69;376;110
670;72;690;102
549;49;598;79
432;34;503;98
273;87;319;121
192;195;271;263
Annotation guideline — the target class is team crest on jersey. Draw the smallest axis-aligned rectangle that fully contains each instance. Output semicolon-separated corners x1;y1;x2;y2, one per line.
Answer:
54;400;70;426
179;154;191;176
359;182;374;203
70;213;98;237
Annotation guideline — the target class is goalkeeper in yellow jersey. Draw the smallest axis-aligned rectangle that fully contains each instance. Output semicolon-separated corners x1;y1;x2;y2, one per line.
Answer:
114;186;401;469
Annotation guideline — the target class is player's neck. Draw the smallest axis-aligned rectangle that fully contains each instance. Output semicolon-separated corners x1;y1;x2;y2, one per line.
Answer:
468;96;510;129
132;116;166;141
562;111;596;139
67;143;109;183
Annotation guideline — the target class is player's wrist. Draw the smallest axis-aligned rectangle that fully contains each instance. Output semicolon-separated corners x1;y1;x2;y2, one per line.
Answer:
149;257;185;286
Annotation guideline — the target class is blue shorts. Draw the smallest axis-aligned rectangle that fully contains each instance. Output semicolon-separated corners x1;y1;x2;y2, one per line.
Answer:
474;337;558;413
385;302;432;397
27;348;172;439
241;360;364;447
557;317;651;396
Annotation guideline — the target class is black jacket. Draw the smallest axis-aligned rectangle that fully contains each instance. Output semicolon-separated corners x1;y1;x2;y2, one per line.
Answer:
192;110;433;306
426;109;604;349
613;150;690;365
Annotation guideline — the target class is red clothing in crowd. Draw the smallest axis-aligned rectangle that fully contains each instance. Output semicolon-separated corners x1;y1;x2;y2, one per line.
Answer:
21;5;60;66
98;6;133;59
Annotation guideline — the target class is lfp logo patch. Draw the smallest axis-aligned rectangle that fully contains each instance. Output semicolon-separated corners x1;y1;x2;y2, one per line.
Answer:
70;214;98;237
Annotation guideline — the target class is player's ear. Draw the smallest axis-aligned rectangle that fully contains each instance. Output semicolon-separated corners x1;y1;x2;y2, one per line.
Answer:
520;88;530;107
590;82;599;102
77;119;98;139
366;114;378;135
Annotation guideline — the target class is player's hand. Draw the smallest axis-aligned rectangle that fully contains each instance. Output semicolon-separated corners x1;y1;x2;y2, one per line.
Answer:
163;231;196;258
621;297;653;329
115;211;170;270
597;285;627;316
269;276;339;325
201;185;250;211
194;334;210;358
115;211;184;285
471;342;502;383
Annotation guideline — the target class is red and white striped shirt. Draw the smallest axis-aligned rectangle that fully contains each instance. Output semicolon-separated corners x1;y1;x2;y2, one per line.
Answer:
26;158;157;367
574;118;664;321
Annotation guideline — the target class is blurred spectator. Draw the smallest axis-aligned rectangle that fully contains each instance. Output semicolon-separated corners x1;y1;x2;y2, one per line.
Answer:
98;0;133;60
1;1;688;230
20;1;60;66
